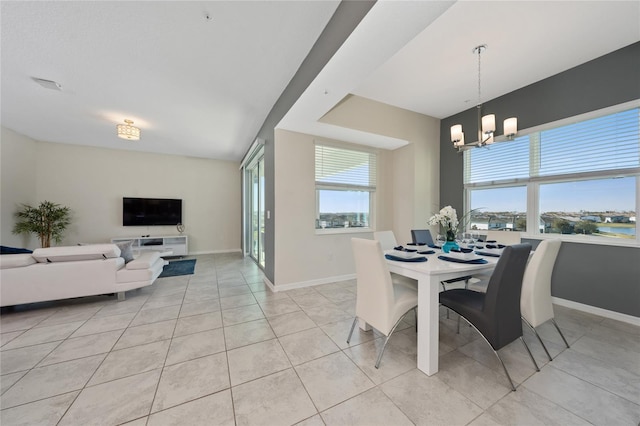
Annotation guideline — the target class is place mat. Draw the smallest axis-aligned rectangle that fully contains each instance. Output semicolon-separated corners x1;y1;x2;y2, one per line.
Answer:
437;255;488;264
385;254;428;262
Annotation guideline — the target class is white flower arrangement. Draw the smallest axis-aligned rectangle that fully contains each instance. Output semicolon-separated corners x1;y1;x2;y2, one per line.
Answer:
428;205;459;240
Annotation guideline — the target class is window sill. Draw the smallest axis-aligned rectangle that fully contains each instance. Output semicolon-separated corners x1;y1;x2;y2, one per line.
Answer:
315;228;373;236
521;233;639;248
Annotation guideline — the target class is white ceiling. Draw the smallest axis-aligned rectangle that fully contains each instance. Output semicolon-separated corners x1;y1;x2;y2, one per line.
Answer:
0;1;339;161
2;1;639;161
280;0;640;149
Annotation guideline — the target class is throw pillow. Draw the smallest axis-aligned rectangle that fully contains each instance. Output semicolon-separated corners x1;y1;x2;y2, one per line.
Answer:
115;240;135;264
0;245;33;255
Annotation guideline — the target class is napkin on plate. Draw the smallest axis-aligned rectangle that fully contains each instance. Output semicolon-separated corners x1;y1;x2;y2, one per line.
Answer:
394;245;417;252
445;250;478;261
417;250;436;255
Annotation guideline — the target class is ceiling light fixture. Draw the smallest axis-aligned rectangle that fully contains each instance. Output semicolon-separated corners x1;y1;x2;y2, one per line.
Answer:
116;119;141;141
451;45;517;150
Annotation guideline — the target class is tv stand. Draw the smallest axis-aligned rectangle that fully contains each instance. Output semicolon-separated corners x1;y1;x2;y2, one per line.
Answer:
111;235;188;257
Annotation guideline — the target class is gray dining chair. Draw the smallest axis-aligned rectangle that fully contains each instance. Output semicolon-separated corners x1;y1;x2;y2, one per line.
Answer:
439;243;538;391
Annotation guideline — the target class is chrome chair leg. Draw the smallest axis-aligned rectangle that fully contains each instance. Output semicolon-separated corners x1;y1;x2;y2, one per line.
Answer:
494;348;517;392
520;336;540;371
551;318;570;348
440;282;450;319
523;317;552;361
375;307;417;369
452;313;517;391
346;317;357;344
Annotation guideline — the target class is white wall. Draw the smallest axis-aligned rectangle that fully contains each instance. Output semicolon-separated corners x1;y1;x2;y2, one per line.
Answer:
273;97;440;287
1;128;241;253
273;129;393;287
321;95;441;242
1;127;38;248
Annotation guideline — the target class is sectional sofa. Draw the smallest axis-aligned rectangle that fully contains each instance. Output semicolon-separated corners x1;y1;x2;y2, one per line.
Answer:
0;244;164;307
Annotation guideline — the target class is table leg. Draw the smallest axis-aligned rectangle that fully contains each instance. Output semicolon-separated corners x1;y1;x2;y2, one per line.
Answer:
416;275;439;375
358;318;372;331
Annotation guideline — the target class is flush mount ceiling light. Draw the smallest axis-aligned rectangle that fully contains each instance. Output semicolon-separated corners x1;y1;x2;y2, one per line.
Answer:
32;77;62;91
116;119;141;141
451;45;518;151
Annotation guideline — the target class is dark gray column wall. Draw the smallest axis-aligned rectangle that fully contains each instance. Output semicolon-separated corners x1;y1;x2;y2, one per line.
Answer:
249;1;375;283
440;42;640;317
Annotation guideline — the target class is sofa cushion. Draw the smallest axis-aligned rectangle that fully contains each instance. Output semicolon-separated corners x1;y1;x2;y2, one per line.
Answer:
0;254;37;269
126;251;161;270
114;240;135;264
32;244;121;263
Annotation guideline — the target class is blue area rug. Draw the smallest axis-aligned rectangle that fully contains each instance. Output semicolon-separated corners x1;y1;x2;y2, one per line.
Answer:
159;259;196;278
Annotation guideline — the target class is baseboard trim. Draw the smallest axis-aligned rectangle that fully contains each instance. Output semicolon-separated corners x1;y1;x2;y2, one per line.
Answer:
267;274;356;293
189;249;242;255
552;297;640;326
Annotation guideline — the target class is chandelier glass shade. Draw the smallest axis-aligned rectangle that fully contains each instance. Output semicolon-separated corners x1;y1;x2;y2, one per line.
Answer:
117;119;141;141
451;45;517;150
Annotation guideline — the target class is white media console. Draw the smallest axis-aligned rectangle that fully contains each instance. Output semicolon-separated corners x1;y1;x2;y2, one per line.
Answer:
111;235;188;257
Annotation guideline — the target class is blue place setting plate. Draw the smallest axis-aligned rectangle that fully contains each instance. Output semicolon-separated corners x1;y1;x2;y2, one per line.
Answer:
438;255;488;264
385;254;428;262
428;244;442;249
417;250;436;255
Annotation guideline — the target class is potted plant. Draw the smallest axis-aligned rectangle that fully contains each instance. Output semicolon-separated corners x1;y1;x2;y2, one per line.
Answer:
13;201;71;248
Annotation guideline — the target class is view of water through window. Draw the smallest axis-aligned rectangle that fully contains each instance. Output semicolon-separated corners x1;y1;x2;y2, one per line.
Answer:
466;107;638;240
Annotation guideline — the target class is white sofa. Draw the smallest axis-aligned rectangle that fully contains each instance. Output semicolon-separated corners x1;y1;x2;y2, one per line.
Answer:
0;244;164;307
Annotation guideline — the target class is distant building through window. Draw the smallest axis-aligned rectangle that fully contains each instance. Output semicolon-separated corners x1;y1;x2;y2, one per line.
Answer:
315;143;377;231
465;105;638;242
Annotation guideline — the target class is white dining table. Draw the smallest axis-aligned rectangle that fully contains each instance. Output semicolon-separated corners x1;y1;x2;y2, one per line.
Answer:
384;250;499;376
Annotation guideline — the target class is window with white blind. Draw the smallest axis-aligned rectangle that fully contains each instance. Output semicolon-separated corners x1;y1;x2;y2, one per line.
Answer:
315;143;376;231
465;104;639;243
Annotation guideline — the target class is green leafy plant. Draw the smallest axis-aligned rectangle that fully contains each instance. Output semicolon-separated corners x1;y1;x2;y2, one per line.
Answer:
13;201;71;248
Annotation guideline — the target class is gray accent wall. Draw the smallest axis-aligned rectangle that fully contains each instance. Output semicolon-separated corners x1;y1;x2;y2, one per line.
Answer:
248;1;375;283
440;42;640;317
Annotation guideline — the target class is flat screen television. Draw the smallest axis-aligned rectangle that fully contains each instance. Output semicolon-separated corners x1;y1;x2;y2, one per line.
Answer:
123;197;182;226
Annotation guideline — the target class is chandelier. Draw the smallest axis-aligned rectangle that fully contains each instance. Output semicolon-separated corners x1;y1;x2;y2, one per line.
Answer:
450;44;517;150
117;119;141;141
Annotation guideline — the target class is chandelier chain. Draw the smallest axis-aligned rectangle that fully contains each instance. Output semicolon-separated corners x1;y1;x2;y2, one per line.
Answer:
475;44;487;108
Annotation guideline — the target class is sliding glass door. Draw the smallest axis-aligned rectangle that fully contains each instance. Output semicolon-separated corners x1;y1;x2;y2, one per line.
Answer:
244;148;265;267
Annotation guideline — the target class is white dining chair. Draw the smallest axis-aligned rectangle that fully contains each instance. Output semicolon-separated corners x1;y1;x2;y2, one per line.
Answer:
520;239;569;360
373;230;398;250
348;238;419;368
374;231;418;291
486;230;521;245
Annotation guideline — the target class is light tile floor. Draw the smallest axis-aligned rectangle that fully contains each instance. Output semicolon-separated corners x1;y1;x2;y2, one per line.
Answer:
1;253;639;425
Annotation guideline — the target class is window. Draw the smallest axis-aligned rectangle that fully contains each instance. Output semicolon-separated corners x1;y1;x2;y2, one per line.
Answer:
468;186;527;231
315;143;376;231
464;104;639;243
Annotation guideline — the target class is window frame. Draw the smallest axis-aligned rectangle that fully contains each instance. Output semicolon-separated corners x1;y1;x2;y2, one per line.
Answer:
464;100;640;247
314;141;378;235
